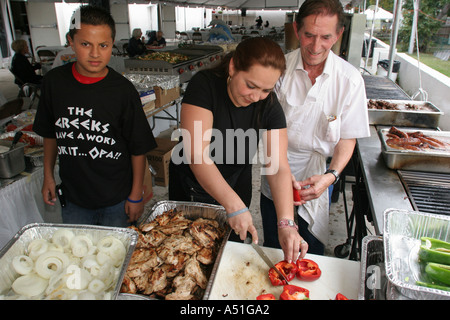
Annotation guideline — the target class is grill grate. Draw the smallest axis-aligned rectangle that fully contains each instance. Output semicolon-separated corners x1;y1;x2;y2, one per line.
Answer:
398;170;450;215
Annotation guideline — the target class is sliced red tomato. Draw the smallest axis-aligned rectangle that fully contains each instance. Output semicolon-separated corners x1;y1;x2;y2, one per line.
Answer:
268;260;298;286
335;293;349;300
296;259;321;281
279;285;310;300
256;293;276;300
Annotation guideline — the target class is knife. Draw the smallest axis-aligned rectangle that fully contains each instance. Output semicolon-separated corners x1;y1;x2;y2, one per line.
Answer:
250;242;289;284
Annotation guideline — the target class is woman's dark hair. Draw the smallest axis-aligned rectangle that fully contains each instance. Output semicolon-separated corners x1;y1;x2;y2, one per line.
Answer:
211;37;285;130
69;5;116;41
212;36;286;78
295;0;345;33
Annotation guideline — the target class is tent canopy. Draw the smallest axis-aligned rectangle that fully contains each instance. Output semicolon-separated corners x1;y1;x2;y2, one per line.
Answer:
364;6;393;20
51;0;352;11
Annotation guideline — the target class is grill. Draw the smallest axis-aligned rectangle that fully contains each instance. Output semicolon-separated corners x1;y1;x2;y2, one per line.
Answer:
124;45;224;83
398;170;450;215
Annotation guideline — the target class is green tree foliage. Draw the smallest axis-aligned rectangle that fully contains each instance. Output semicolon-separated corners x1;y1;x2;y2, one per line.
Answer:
397;0;449;53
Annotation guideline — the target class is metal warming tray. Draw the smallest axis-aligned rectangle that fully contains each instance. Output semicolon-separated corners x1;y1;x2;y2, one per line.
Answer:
378;128;450;173
137;200;231;300
0;140;26;178
383;208;450;300
368;99;443;128
0;223;138;300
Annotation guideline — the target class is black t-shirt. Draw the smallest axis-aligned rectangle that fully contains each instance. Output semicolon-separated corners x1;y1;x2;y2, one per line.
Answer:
33;63;157;209
171;69;286;196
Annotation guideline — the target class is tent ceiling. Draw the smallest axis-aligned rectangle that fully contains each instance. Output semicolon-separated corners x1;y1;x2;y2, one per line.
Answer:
28;0;352;11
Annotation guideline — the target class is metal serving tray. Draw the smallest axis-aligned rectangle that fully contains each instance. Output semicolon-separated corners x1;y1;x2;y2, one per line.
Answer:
137;200;231;300
383;208;450;300
0;140;26;178
378;128;450;173
0;223;138;300
368;99;443;128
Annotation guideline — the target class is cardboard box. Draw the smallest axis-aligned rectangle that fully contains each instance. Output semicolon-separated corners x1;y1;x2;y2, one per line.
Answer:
143;100;155;114
146;138;178;187
139;89;156;106
154;86;180;108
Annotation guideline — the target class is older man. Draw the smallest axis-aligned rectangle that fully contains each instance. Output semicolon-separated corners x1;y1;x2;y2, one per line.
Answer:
260;0;370;254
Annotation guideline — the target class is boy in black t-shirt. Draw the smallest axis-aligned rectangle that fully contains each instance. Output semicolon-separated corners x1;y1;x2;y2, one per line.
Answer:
33;5;156;226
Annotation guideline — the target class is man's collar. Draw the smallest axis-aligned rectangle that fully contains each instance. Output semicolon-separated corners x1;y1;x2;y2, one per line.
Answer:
295;49;334;76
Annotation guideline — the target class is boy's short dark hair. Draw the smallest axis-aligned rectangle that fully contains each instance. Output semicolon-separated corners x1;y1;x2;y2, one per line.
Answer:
69;5;116;41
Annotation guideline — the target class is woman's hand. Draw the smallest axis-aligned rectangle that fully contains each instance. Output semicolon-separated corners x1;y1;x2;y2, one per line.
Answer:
278;227;308;263
228;210;258;243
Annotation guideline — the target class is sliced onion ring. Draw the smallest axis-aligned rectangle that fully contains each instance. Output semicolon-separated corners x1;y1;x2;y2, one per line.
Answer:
88;279;106;294
70;235;93;258
12;255;34;275
51;229;74;249
12;274;48;297
27;239;49;260
35;251;70;279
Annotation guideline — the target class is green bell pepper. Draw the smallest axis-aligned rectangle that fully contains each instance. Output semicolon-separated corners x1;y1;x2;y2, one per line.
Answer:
425;262;450;286
418;237;450;265
416;280;450;292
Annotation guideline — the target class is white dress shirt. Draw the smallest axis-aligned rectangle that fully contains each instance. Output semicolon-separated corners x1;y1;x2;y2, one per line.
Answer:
261;48;370;245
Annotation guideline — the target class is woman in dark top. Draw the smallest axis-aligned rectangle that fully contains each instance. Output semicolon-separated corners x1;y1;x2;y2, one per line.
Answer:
10;39;42;85
127;28;146;57
169;37;308;263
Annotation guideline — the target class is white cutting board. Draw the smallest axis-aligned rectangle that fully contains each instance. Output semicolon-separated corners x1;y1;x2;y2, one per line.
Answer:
208;241;361;300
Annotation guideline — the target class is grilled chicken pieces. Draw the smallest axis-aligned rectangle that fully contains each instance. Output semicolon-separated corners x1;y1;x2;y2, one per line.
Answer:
121;209;224;300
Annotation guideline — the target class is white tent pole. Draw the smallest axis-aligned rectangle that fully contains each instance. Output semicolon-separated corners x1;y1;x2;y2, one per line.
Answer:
408;0;420;54
364;0;379;71
387;0;402;80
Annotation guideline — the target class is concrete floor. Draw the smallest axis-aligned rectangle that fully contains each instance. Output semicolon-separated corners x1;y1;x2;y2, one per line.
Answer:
0;67;368;259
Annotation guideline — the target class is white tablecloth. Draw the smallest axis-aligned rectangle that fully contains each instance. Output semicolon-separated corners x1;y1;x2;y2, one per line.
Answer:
0;168;62;250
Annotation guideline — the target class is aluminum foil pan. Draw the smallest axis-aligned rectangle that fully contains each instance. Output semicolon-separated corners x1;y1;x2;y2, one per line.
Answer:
383;208;450;300
124;74;180;91
0;223;138;300
116;293;154;300
137;200;231;300
358;235;387;300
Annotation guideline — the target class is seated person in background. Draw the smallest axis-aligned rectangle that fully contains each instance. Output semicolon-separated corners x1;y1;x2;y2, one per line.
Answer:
10;39;43;85
52;32;77;68
127;28;146;57
147;30;166;47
